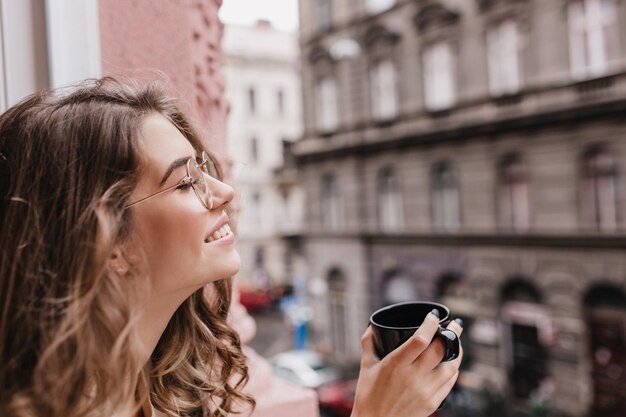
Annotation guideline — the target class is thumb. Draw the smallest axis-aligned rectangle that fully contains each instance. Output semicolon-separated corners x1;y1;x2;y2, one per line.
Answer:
359;326;380;369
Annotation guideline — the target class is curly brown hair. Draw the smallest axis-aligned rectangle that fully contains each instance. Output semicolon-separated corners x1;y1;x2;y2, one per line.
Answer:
0;78;255;417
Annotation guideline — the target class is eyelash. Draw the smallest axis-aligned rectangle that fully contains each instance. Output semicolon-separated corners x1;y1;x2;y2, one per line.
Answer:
176;181;193;190
176;177;204;190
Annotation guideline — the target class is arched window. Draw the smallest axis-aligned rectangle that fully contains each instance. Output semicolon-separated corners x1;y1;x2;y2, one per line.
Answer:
500;279;549;400
498;153;529;232
328;269;348;354
582;146;618;232
422;41;456;111
568;0;620;80
382;271;418;305
487;19;523;96
431;161;460;231
377;167;404;231
369;59;398;121
315;76;339;132
321;174;343;230
583;285;626;416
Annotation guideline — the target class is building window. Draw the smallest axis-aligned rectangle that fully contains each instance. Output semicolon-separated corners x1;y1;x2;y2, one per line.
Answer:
315;76;339;132
277;88;285;116
366;0;396;14
568;0;620;80
383;272;417;305
431;161;460;231
377;167;404;231
321;174;343;230
252;191;262;227
370;59;399;121
498;153;530;232
423;42;456;111
250;136;259;164
582;146;618;232
501;280;549;400
248;87;256;114
487;19;523;96
583;285;626;417
315;0;331;30
328;269;348;354
281;191;291;222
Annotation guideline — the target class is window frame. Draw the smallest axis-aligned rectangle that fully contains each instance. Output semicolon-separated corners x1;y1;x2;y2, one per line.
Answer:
422;41;457;112
580;145;619;232
430;161;461;232
497;153;530;233
377;166;404;231
567;0;620;80
321;173;344;230
369;58;399;121
486;18;524;97
315;75;340;133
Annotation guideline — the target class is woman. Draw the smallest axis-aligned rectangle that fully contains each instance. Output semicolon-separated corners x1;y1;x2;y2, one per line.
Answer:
0;78;463;417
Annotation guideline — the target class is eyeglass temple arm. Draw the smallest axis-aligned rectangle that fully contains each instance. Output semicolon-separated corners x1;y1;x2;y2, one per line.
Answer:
125;177;191;208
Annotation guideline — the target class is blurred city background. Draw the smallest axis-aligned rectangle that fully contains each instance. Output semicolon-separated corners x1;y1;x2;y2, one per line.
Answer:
2;1;625;417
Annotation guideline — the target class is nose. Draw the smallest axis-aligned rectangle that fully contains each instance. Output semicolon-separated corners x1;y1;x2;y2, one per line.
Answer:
207;176;235;211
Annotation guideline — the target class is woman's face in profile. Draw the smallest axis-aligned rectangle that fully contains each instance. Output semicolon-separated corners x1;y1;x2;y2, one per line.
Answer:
129;113;239;297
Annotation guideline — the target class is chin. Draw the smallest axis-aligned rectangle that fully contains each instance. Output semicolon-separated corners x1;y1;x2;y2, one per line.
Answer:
210;251;241;282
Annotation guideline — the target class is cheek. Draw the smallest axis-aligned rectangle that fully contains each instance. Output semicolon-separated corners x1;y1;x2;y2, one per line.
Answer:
134;205;207;289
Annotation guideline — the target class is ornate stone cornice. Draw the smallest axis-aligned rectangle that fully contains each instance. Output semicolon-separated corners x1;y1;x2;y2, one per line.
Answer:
362;24;401;48
476;0;529;12
413;2;460;33
308;44;334;64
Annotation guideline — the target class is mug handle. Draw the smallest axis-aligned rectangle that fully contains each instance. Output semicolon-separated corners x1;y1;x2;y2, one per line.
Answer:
437;327;461;362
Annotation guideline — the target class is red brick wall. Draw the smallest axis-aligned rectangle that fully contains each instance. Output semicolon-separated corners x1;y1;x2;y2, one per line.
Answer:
98;0;229;160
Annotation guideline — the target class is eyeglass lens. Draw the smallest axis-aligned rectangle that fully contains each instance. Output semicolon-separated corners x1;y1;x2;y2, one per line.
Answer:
188;156;213;210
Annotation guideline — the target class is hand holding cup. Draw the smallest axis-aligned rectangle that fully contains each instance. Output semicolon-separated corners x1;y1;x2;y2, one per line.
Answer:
350;302;464;417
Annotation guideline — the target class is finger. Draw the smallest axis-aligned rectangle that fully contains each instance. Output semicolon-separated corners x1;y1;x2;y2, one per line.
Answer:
411;333;446;370
446;318;464;338
431;346;464;388
386;310;440;365
359;326;380;369
412;319;463;370
429;368;460;410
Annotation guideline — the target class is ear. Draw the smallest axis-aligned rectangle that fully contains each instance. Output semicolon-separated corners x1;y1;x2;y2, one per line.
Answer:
109;246;129;276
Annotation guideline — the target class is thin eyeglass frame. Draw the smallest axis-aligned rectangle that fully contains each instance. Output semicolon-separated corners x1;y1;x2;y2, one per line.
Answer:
125;152;213;209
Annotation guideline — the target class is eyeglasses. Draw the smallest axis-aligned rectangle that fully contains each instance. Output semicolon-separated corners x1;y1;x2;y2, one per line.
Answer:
125;151;216;210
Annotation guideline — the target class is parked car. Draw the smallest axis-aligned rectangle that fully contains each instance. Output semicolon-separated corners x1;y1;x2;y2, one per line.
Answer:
317;378;358;417
269;350;342;390
237;283;273;312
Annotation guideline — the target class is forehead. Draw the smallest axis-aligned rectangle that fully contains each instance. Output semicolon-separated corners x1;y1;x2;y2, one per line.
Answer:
139;113;196;174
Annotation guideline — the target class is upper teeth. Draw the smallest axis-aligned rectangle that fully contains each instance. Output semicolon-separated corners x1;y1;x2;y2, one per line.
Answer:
207;223;231;242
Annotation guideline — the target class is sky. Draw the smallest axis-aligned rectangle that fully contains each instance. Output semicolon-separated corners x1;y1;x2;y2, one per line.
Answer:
219;0;300;32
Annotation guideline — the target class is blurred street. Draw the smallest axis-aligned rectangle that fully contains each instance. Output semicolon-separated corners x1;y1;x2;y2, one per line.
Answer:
248;307;293;358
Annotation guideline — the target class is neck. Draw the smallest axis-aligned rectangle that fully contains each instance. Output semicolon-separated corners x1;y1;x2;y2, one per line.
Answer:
136;287;199;367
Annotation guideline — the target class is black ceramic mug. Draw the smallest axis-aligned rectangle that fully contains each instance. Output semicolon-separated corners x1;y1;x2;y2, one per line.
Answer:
369;301;461;410
369;301;460;361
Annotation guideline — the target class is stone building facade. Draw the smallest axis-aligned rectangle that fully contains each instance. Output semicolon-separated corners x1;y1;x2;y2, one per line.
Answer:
223;21;304;289
294;0;626;416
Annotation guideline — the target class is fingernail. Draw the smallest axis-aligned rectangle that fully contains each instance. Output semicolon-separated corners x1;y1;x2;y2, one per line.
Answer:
430;308;440;318
454;318;464;327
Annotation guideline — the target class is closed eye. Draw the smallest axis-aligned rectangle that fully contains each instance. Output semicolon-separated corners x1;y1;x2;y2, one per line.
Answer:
176;177;194;190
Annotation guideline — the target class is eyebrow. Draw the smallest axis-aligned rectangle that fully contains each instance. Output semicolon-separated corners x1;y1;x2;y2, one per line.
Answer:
159;156;191;186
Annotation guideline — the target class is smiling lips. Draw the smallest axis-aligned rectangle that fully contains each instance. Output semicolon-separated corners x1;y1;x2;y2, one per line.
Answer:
205;223;233;243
